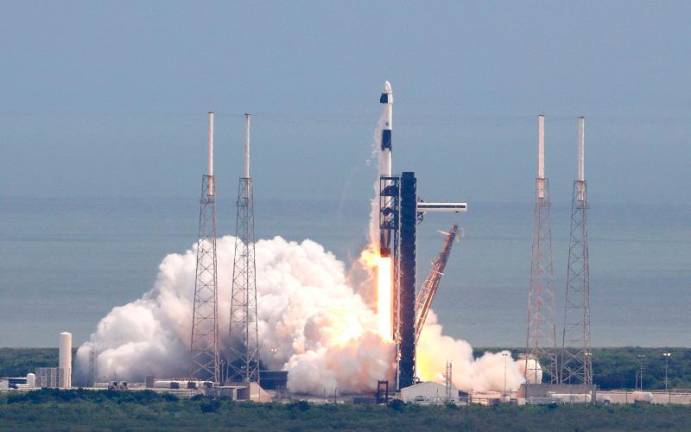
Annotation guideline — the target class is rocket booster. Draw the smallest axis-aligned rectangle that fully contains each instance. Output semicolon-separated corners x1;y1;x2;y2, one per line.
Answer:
380;81;393;177
379;81;394;257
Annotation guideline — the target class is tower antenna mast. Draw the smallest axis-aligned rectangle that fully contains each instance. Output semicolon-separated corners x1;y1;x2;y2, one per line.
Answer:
525;115;558;386
229;113;260;384
190;112;220;384
561;116;592;386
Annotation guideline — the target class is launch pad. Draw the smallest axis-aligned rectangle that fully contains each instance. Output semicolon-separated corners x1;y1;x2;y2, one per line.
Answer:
375;81;468;391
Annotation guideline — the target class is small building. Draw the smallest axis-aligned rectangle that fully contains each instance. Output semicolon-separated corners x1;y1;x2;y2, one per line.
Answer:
400;381;459;404
260;370;288;391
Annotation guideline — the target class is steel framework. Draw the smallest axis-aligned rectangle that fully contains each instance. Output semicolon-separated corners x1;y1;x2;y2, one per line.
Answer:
190;113;220;384
229;114;260;384
444;362;453;402
190;174;220;383
398;172;417;389
526;177;558;384
415;224;459;345
561;117;592;386
380;175;400;342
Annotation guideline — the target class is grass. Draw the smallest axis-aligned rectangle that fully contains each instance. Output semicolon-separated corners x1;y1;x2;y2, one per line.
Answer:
0;389;689;431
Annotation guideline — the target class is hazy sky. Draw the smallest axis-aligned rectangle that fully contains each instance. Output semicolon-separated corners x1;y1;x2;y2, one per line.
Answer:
1;1;689;204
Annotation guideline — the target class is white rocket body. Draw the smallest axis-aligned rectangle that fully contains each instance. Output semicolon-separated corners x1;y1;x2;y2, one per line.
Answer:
379;81;394;256
380;81;393;178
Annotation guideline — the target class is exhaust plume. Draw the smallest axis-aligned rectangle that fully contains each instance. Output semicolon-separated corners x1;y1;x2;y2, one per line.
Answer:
76;234;524;394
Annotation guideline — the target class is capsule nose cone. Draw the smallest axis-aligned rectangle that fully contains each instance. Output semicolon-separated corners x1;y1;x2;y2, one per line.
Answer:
380;81;393;104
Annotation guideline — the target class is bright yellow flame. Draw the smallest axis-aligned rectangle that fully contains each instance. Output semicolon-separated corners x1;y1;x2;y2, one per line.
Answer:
331;308;364;346
359;247;394;341
376;256;393;340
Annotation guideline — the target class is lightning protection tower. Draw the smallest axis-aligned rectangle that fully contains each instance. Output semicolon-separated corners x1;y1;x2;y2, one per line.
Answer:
190;112;220;383
560;116;592;386
525;115;558;385
229;113;260;384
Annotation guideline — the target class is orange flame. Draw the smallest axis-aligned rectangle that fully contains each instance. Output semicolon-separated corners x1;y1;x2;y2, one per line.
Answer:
360;247;393;341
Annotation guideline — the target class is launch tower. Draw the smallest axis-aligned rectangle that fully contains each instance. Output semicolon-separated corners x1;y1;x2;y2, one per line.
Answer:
374;82;467;390
190;112;220;383
525;114;558;385
560;116;592;386
228;114;261;384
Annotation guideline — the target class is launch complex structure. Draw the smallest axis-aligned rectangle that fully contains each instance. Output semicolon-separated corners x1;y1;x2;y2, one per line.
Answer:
190;113;260;387
187;83;593;397
376;82;468;390
188;84;470;392
190;112;220;384
524;114;593;396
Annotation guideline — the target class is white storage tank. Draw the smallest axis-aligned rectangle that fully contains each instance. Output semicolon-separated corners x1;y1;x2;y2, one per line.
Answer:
59;332;72;389
26;373;36;389
631;391;654;403
550;393;591;404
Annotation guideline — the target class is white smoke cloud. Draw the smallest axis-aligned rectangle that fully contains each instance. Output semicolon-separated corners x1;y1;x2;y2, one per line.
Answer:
77;235;525;394
416;311;524;393
76;235;396;394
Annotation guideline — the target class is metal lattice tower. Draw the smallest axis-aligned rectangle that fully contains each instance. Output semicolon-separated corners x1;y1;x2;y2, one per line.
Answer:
415;224;459;345
190;112;220;383
229;113;260;384
561;116;592;386
525;115;558;384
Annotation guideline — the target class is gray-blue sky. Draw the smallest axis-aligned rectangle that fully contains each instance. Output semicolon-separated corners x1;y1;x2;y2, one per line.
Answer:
1;1;689;204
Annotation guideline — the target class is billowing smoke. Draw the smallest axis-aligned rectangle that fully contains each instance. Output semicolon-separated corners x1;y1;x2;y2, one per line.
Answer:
417;311;524;392
76;236;396;394
76;234;525;394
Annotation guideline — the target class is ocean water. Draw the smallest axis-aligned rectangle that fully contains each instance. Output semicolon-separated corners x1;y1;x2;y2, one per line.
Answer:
0;196;689;348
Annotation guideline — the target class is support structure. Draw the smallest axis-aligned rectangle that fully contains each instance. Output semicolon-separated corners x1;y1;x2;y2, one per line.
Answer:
380;175;400;341
445;362;453;402
415;224;459;345
561;116;592;386
229;113;260;384
375;380;390;404
525;114;558;385
190;112;220;383
373;82;468;390
398;172;417;389
87;348;97;387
